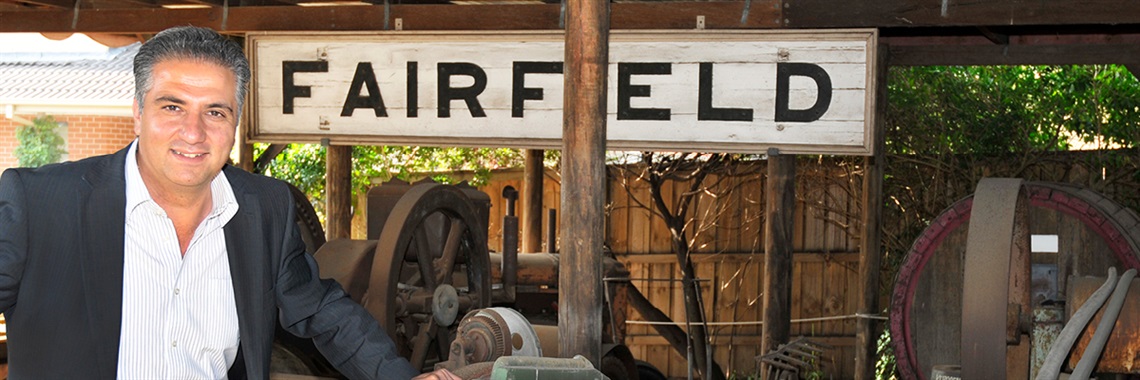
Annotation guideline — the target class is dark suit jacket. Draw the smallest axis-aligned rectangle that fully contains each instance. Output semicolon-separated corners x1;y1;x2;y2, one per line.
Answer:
0;146;417;379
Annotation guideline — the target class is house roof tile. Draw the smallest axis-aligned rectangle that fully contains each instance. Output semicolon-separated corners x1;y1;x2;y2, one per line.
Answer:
0;43;137;106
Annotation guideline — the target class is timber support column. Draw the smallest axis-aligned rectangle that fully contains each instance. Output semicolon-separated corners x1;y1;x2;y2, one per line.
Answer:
326;144;352;240
559;0;609;366
523;149;544;253
236;119;254;172
760;149;795;378
855;44;888;380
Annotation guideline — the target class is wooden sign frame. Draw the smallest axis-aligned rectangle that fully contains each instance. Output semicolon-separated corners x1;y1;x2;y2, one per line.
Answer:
247;29;878;155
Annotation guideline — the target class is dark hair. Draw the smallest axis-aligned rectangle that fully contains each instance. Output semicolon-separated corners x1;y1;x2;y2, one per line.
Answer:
133;26;251;121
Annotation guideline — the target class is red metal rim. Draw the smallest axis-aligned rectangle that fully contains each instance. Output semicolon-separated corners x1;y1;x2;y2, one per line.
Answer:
889;182;1140;380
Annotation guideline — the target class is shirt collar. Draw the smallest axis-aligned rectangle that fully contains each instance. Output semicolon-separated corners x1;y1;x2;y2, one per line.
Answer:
124;139;239;221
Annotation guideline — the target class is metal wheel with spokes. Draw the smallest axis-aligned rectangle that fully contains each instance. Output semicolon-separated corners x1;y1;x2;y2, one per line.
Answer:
362;183;492;371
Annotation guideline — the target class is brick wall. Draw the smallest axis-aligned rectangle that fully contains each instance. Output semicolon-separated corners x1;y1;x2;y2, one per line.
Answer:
1;114;135;171
0;119;18;170
65;115;137;160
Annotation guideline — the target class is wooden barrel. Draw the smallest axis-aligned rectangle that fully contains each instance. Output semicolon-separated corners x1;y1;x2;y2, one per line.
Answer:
888;182;1140;380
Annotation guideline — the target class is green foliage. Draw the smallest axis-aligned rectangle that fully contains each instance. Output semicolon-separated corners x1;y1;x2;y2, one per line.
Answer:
257;143;537;218
879;65;1140;378
887;65;1140;155
259;143;328;215
875;329;898;380
14;115;67;168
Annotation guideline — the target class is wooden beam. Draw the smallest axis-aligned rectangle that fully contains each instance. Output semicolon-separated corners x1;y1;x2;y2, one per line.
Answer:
7;0;71;9
887;43;1140;66
854;41;887;380
6;0;1140;33
558;0;608;366
326;144;352;240
0;2;777;33
522;149;544;254
975;26;1009;45
155;0;224;6
760;151;795;375
1125;64;1140;79
783;0;1140;28
253;143;288;173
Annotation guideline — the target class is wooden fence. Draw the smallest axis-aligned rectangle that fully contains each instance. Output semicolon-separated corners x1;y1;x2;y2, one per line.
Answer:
463;160;866;379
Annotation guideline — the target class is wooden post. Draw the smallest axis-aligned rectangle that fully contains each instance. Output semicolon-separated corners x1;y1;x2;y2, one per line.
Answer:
760;150;795;378
326;144;352;240
236;143;254;172
854;43;888;380
523;149;544;253
236;118;254;172
559;0;608;365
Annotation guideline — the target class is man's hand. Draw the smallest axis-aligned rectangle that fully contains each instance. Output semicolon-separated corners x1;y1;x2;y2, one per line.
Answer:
412;368;463;380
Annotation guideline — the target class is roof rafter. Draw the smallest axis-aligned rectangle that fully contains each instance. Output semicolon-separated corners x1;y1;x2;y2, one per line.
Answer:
0;2;778;33
11;0;73;9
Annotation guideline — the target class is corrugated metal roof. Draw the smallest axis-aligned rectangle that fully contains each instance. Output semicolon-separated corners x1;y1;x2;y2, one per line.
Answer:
0;43;137;106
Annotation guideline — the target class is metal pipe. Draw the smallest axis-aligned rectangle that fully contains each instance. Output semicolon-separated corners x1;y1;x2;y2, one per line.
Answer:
502;186;519;302
522;149;544;253
503;186;518;217
1034;267;1118;380
1071;268;1137;380
546;208;557;253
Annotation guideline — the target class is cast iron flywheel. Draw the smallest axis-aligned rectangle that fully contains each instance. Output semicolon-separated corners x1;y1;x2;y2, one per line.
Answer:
362;182;492;371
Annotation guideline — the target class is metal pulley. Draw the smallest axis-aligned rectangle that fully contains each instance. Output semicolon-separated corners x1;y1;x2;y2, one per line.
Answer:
436;307;543;372
959;178;1033;379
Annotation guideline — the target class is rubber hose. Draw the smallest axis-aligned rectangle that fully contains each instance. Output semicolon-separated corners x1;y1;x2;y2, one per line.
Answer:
1034;267;1118;380
1070;268;1137;380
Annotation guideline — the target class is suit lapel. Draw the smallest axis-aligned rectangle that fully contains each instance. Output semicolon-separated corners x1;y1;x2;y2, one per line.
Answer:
79;148;129;379
224;168;270;379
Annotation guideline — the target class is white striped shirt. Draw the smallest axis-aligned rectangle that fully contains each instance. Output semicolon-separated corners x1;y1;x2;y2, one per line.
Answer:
117;140;241;379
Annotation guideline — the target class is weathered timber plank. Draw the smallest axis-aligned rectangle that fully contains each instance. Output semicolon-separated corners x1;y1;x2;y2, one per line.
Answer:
627;179;653;257
845;256;861;336
650;181;675;254
718;174;743;253
800;261;824;335
822;260;848;335
792;198;809;251
0;2;779;33
889;43;1140;67
620;252;860;264
542;173;559;252
743;175;765;253
697;257;719;330
608;175;632;255
693;174;719;254
785;0;1140;28
626;263;651;336
627;334;856;347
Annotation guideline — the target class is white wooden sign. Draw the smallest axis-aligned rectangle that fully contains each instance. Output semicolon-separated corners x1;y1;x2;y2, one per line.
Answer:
248;29;878;155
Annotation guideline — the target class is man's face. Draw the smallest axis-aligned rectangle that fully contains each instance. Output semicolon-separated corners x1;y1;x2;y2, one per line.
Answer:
133;58;237;196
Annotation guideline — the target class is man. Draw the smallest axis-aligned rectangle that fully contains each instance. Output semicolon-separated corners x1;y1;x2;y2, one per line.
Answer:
0;26;457;379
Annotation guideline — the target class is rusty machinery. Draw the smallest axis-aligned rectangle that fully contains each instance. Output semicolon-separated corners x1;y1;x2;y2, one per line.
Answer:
889;178;1140;380
284;180;642;379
